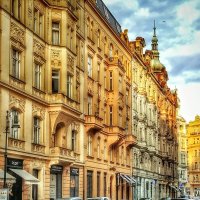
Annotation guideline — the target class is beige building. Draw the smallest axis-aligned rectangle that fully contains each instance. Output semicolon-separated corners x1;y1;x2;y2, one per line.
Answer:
187;115;200;197
84;0;136;199
0;0;179;200
131;24;179;199
0;0;85;199
177;99;187;195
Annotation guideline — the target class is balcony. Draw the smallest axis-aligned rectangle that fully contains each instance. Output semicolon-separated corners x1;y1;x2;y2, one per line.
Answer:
85;115;104;133
125;134;137;148
8;137;25;150
49;93;80;112
31;143;45;154
50;147;80;164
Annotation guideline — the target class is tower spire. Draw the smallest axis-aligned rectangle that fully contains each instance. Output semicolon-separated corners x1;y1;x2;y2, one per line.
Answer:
153;19;156;36
151;19;158;52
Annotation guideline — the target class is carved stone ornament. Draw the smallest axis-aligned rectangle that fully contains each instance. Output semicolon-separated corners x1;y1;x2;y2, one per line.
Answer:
33;38;46;64
32;104;45;119
9;94;25;112
34;0;45;13
10;21;25;48
51;49;62;67
67;54;74;73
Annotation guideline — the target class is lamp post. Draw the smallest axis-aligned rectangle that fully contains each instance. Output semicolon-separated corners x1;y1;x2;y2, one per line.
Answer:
3;111;10;188
3;110;20;188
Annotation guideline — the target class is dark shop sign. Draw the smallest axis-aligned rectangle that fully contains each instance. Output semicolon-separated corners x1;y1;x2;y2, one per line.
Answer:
50;165;63;173
7;158;23;169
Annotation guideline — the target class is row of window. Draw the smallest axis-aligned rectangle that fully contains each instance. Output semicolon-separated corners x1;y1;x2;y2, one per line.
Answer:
87;170;107;198
8;109;41;144
12;48;74;98
8;109;78;152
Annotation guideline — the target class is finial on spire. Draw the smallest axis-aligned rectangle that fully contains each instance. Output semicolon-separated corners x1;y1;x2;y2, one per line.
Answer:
153;20;156;36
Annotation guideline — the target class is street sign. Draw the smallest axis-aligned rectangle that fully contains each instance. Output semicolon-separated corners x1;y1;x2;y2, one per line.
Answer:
0;188;8;200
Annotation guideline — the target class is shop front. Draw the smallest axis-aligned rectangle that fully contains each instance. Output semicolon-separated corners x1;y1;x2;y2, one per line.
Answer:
7;158;39;200
50;165;63;200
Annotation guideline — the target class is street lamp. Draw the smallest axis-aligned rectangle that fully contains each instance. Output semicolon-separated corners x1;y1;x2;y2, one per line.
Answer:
3;110;20;188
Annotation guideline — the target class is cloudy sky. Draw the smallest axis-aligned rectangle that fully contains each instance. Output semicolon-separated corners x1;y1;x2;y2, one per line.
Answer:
103;0;200;122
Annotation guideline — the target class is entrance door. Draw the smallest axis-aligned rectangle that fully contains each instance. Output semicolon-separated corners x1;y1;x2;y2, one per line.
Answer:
50;174;57;199
9;172;22;200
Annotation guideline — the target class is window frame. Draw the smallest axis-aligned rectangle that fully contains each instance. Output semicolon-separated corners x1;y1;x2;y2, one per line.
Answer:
52;21;60;45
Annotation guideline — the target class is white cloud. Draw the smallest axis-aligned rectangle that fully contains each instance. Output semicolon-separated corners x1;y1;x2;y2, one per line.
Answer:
135;8;150;17
177;83;200;122
103;0;139;11
176;1;200;25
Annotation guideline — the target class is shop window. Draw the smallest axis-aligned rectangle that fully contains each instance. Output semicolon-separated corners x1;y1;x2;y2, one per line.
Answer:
70;168;79;197
87;171;93;198
32;169;39;200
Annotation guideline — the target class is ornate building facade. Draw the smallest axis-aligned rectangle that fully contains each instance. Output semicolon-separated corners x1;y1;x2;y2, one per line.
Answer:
0;0;178;200
0;0;85;199
131;23;179;199
187;115;200;197
177;100;187;196
84;0;136;199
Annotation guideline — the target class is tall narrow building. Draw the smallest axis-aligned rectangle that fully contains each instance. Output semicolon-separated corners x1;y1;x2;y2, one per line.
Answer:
131;21;179;199
0;0;85;199
187;115;200;196
84;0;136;199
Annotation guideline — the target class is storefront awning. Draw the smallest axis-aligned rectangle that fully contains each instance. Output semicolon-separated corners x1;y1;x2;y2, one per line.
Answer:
10;169;39;184
120;174;136;185
0;169;16;183
169;184;179;191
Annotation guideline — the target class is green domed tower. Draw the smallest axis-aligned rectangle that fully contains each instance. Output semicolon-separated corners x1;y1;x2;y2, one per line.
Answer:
150;20;165;72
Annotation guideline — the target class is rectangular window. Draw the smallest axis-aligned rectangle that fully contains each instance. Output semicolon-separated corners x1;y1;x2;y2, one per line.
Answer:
119;108;122;127
109;71;113;90
34;8;44;37
70;168;79;197
52;70;59;93
97;63;100;82
32;169;39;200
88;96;92;115
33;117;40;144
11;0;21;19
67;74;73;98
52;22;60;45
34;64;41;89
97;172;100;197
109;106;113;126
12;49;20;79
119;74;122;93
71;130;76;151
34;8;38;33
87;56;92;77
104;173;107;196
11;110;20;139
88;135;92;156
87;171;93;198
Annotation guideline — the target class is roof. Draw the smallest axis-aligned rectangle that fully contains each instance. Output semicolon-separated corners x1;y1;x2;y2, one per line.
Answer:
96;0;122;35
